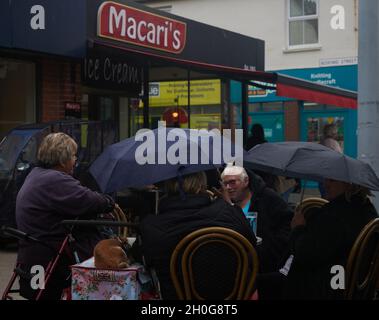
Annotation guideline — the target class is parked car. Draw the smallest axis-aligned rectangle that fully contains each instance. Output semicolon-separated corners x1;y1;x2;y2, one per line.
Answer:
0;119;118;242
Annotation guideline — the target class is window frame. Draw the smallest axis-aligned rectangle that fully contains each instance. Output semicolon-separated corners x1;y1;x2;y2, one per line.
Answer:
286;0;320;50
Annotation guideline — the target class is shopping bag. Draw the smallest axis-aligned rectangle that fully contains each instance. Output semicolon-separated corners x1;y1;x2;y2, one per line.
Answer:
71;257;152;300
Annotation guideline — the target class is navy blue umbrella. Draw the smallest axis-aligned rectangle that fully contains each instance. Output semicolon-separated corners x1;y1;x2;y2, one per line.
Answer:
244;141;379;191
90;127;245;193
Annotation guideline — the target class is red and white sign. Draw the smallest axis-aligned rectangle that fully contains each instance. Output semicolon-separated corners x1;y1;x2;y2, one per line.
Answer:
98;1;187;54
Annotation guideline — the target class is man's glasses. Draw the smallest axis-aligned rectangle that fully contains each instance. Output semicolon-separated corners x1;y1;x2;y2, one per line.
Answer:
222;179;240;187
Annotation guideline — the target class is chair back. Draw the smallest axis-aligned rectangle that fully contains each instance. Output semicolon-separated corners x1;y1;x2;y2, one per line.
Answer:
170;227;259;300
345;218;379;300
112;204;129;238
295;197;329;216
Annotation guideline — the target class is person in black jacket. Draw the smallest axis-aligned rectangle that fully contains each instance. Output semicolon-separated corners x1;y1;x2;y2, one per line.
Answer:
245;123;267;151
139;171;256;300
221;165;293;273
283;179;378;299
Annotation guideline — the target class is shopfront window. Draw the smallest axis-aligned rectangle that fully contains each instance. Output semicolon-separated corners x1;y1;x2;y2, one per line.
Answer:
249;102;284;113
303;102;322;111
302;102;345;151
148;79;222;130
248;102;285;142
0;58;36;139
249;103;261;113
306;116;344;149
190;105;221;130
129;98;144;136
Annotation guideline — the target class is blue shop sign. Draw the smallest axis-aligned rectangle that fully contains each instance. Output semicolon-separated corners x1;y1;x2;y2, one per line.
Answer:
248;65;357;103
0;0;86;58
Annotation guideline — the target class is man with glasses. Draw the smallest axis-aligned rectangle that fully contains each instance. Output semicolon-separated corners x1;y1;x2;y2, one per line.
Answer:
221;165;293;274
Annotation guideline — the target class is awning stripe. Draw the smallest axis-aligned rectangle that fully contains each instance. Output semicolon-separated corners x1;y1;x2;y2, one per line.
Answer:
277;83;358;109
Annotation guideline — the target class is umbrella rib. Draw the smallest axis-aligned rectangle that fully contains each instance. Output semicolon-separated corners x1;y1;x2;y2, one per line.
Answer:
342;154;351;184
284;147;302;173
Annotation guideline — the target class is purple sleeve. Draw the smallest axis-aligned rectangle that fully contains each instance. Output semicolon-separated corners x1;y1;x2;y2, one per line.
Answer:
47;174;114;217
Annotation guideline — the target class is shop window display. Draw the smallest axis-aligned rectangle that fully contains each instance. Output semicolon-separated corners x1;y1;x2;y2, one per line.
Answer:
306;116;344;150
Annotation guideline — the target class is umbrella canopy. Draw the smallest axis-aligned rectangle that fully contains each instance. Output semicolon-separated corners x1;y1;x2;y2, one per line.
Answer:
90;127;245;193
244;141;379;191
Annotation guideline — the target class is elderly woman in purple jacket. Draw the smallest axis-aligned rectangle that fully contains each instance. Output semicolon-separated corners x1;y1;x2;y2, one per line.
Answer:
15;132;115;300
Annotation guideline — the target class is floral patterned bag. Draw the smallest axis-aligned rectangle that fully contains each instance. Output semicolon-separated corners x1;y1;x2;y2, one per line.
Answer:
71;257;154;300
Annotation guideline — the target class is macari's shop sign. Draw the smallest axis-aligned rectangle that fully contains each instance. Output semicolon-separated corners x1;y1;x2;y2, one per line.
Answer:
149;80;221;107
98;1;187;54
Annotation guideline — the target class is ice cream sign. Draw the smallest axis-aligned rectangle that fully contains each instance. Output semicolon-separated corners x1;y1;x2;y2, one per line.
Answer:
98;1;187;54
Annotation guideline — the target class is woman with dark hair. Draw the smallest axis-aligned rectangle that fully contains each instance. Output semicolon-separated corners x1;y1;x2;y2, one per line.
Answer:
283;180;377;299
139;171;256;299
246;123;267;151
245;124;288;194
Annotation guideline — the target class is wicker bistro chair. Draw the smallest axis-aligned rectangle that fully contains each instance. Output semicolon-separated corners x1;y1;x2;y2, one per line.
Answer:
112;204;129;238
295;197;329;217
170;227;259;300
345;218;379;300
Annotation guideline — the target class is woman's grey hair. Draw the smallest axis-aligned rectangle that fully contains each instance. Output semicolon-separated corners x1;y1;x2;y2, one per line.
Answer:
37;132;77;169
323;124;338;138
164;171;207;195
221;165;248;181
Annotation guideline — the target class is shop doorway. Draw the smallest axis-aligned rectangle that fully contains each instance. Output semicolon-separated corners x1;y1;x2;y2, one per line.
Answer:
88;95;118;121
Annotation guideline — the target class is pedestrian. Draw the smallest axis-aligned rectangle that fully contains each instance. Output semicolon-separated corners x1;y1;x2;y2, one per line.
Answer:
320;123;343;153
246;123;267;151
16;132;115;300
319;123;343;197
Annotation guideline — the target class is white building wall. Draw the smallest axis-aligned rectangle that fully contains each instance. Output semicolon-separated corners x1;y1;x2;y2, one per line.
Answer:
141;0;358;71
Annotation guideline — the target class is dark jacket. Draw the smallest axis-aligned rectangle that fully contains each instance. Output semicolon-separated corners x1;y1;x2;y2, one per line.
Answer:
284;194;378;300
139;193;257;300
16;167;114;266
247;170;293;273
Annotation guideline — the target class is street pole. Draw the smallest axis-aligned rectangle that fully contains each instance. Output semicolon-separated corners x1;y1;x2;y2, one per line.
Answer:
358;0;379;210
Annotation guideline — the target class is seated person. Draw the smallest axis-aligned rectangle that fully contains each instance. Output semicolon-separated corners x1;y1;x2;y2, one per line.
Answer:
284;179;378;300
221;165;293;273
16;132;115;300
139;171;256;300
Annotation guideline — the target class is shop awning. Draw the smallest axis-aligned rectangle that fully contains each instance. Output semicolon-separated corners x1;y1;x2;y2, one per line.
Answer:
92;40;358;109
275;74;357;109
0;0;357;109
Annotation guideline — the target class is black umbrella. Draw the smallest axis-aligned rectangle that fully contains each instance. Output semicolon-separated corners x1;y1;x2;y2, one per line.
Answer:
90;127;245;193
244;141;379;191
